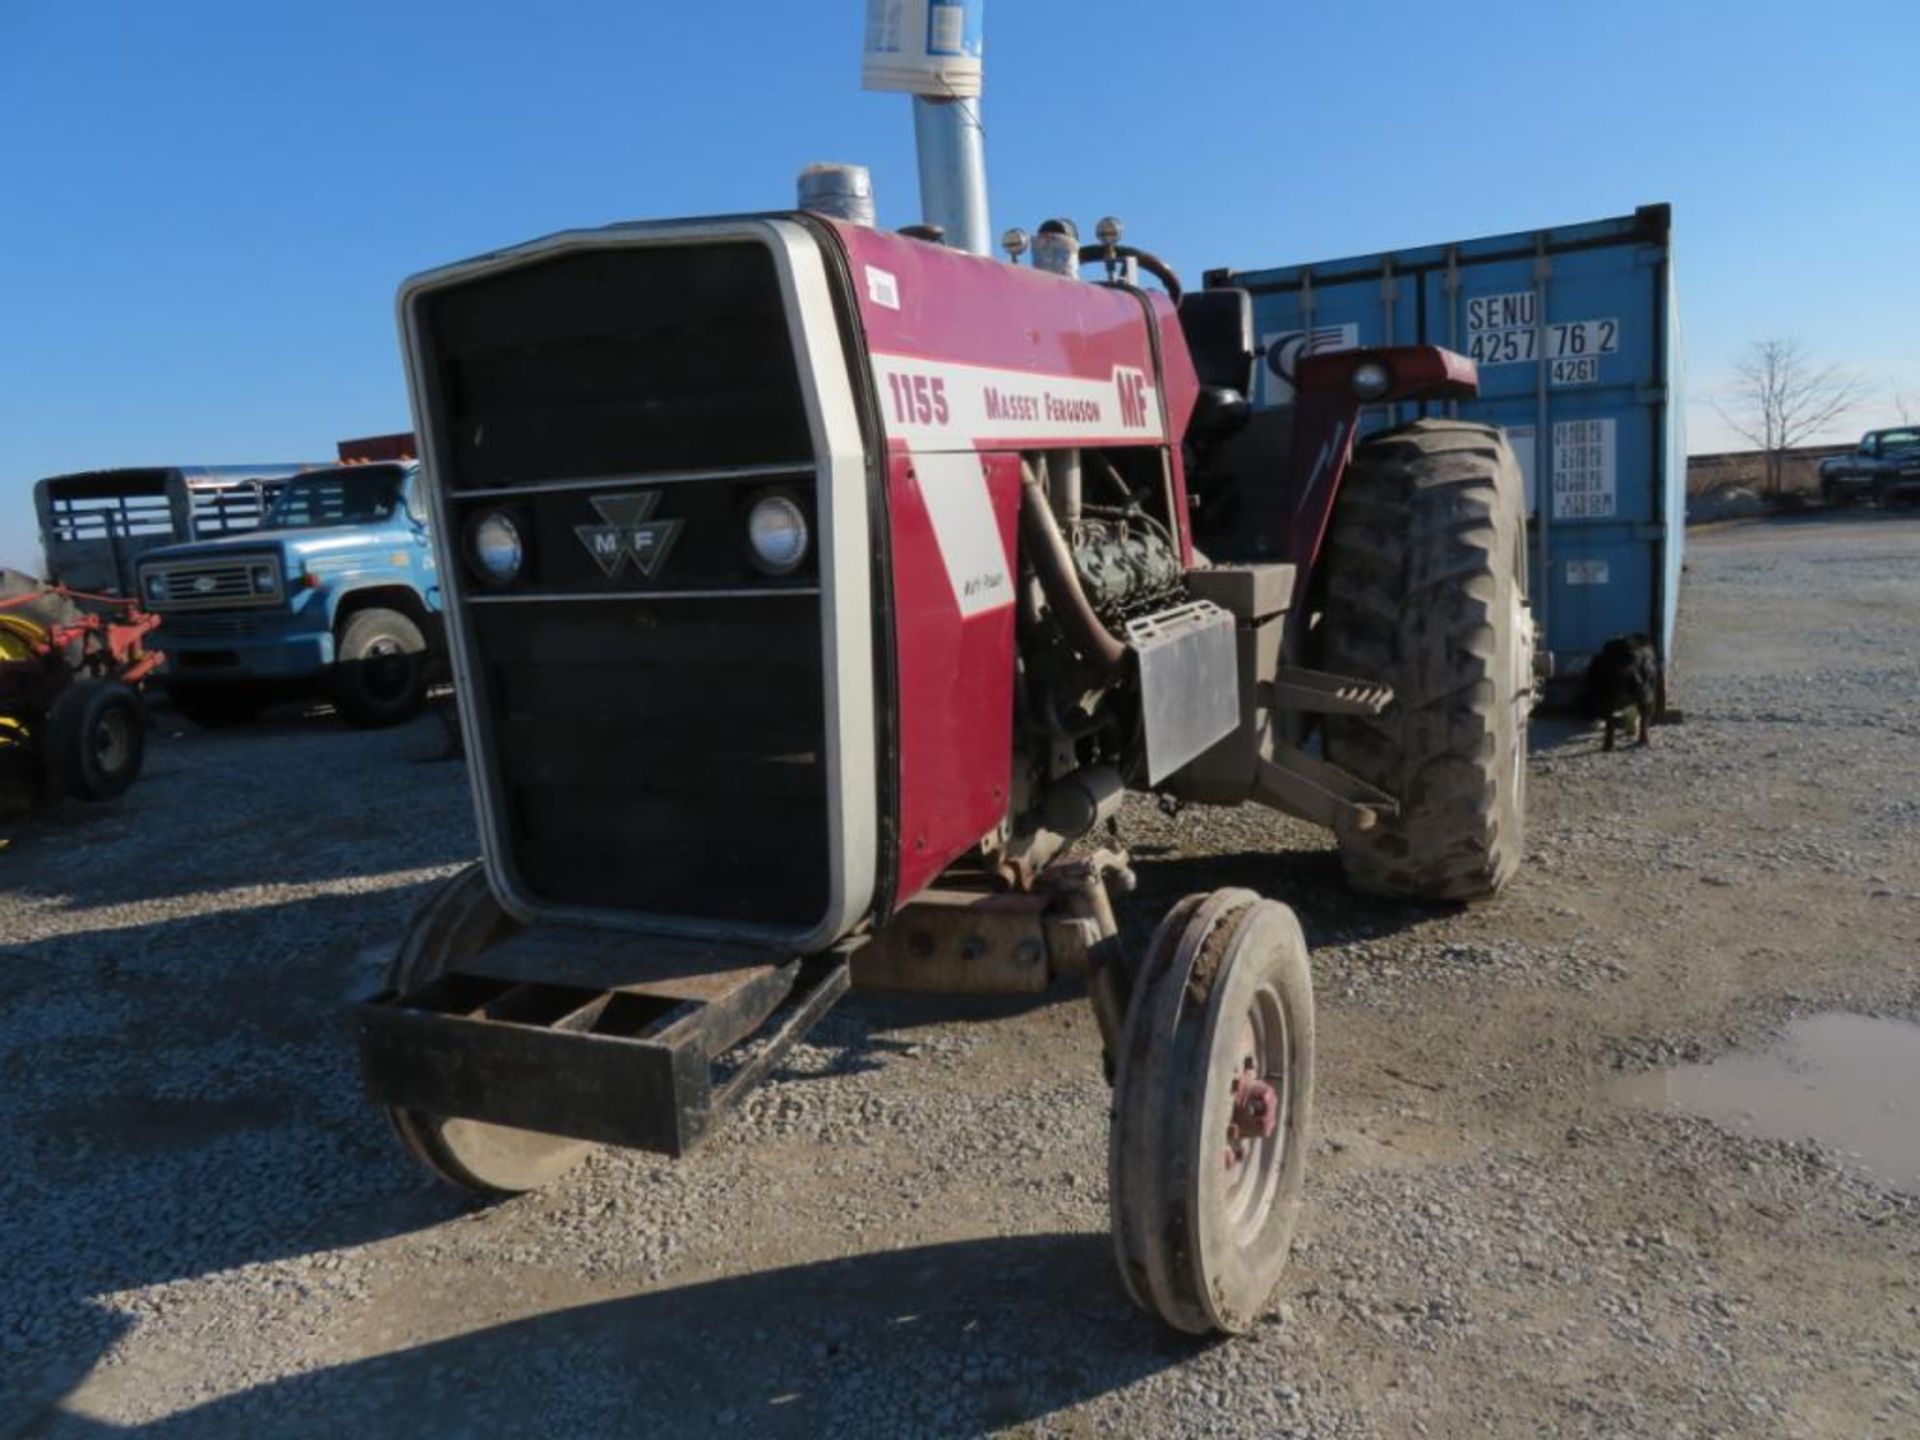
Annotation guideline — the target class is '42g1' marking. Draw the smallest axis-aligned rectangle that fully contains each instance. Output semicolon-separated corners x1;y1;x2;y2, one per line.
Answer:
887;372;950;427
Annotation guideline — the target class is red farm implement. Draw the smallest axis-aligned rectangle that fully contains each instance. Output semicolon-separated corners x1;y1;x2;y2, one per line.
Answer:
0;571;163;816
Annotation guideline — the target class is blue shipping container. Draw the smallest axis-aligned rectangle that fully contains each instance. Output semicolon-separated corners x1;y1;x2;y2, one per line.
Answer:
1208;203;1684;686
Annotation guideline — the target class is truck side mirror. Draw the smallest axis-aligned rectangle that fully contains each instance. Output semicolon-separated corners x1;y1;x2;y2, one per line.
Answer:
402;482;431;533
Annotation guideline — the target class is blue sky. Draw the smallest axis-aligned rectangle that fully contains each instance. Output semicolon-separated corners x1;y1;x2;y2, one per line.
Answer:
3;0;1916;573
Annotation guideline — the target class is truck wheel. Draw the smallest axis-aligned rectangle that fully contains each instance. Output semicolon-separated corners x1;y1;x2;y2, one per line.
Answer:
1319;418;1531;902
45;679;146;802
1110;889;1314;1335
166;682;266;728
334;607;428;728
383;864;592;1195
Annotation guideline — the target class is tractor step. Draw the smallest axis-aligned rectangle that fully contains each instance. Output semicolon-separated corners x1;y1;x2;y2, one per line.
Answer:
356;929;849;1157
1261;666;1393;717
1252;744;1399;834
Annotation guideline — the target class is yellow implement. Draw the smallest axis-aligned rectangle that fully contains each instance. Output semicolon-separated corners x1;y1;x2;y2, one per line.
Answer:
0;611;49;660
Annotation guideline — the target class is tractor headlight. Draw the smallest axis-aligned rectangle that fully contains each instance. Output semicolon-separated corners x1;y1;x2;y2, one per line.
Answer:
467;510;524;585
143;572;168;602
746;494;809;576
1351;360;1393;401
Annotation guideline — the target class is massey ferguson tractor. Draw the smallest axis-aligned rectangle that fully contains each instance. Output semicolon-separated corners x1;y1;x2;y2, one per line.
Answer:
353;199;1532;1334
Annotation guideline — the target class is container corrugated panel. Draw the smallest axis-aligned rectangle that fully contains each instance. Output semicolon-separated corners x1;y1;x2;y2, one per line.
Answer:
1208;204;1683;683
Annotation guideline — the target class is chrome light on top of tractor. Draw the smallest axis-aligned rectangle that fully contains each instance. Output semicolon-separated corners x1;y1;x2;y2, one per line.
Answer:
467;510;525;585
746;493;809;576
1351;359;1393;401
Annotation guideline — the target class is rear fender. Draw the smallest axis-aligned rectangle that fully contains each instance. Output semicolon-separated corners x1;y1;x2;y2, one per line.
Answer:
1285;345;1479;610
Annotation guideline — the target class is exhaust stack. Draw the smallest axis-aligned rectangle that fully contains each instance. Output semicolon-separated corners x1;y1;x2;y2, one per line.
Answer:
861;0;989;255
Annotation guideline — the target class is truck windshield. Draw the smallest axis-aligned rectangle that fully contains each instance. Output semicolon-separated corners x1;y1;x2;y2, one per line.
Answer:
1877;429;1920;451
265;468;403;528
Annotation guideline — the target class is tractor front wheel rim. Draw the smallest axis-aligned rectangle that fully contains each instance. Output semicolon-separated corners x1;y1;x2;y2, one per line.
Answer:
1220;985;1290;1246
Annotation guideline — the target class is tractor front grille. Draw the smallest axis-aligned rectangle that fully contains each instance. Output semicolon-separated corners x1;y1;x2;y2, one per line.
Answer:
412;238;835;931
471;596;829;924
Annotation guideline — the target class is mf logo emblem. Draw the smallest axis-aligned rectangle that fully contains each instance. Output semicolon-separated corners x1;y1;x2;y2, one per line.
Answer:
575;492;683;579
1114;366;1152;430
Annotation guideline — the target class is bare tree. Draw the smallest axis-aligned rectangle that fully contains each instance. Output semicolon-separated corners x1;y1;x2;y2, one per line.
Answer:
1714;338;1867;494
1892;386;1918;426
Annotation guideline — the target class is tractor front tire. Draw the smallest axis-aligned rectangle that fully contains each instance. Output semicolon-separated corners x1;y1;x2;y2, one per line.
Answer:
1318;418;1531;903
383;864;593;1195
1109;889;1315;1334
46;679;146;802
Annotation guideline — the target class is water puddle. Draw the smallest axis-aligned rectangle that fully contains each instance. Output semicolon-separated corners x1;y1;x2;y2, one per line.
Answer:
1617;1013;1920;1191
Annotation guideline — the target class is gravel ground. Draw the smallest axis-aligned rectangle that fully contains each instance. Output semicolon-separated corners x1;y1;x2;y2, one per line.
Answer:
4;512;1919;1438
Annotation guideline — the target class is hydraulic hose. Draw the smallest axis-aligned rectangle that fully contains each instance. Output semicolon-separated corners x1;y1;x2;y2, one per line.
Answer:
1018;462;1128;672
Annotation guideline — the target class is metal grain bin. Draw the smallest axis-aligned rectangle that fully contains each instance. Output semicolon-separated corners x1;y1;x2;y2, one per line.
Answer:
1207;203;1684;691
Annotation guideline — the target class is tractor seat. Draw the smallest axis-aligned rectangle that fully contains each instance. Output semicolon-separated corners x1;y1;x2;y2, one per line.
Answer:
1191;386;1251;434
1179;289;1256;437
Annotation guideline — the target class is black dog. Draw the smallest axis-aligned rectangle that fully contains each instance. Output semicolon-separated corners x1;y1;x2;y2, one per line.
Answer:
1579;634;1658;751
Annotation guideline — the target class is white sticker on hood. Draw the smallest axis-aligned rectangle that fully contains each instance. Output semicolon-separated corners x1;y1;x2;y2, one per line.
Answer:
912;450;1011;616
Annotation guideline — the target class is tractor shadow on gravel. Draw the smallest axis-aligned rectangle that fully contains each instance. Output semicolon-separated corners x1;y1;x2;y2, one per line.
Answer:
1120;843;1444;952
0;884;509;1428
39;1233;1230;1439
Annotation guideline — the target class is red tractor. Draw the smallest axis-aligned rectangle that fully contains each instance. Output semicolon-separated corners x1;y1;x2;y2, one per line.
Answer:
357;208;1531;1334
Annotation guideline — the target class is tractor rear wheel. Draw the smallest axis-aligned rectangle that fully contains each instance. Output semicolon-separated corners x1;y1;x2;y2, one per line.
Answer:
1110;889;1314;1334
46;679;146;802
383;864;593;1195
1318;418;1531;902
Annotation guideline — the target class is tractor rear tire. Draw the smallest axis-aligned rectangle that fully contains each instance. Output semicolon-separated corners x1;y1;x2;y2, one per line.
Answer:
1110;889;1315;1334
46;679;146;802
383;864;593;1195
333;607;429;729
1318;418;1531;903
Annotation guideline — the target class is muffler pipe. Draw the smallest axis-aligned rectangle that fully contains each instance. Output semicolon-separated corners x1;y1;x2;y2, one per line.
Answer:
1018;461;1127;671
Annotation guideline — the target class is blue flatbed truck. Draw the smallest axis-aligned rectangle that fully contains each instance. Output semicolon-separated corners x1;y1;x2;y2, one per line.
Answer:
135;451;443;727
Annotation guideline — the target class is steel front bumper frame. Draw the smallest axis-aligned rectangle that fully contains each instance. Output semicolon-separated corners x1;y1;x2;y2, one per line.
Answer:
356;929;849;1157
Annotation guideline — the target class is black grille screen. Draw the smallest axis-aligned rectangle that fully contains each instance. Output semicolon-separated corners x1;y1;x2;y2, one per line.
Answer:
474;597;830;925
417;237;835;930
421;243;813;490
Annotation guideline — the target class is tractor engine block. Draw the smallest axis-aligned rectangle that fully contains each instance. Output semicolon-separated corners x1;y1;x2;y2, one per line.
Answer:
1067;511;1183;626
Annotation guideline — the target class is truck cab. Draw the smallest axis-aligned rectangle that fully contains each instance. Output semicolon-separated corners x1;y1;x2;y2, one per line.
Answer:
135;461;443;727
